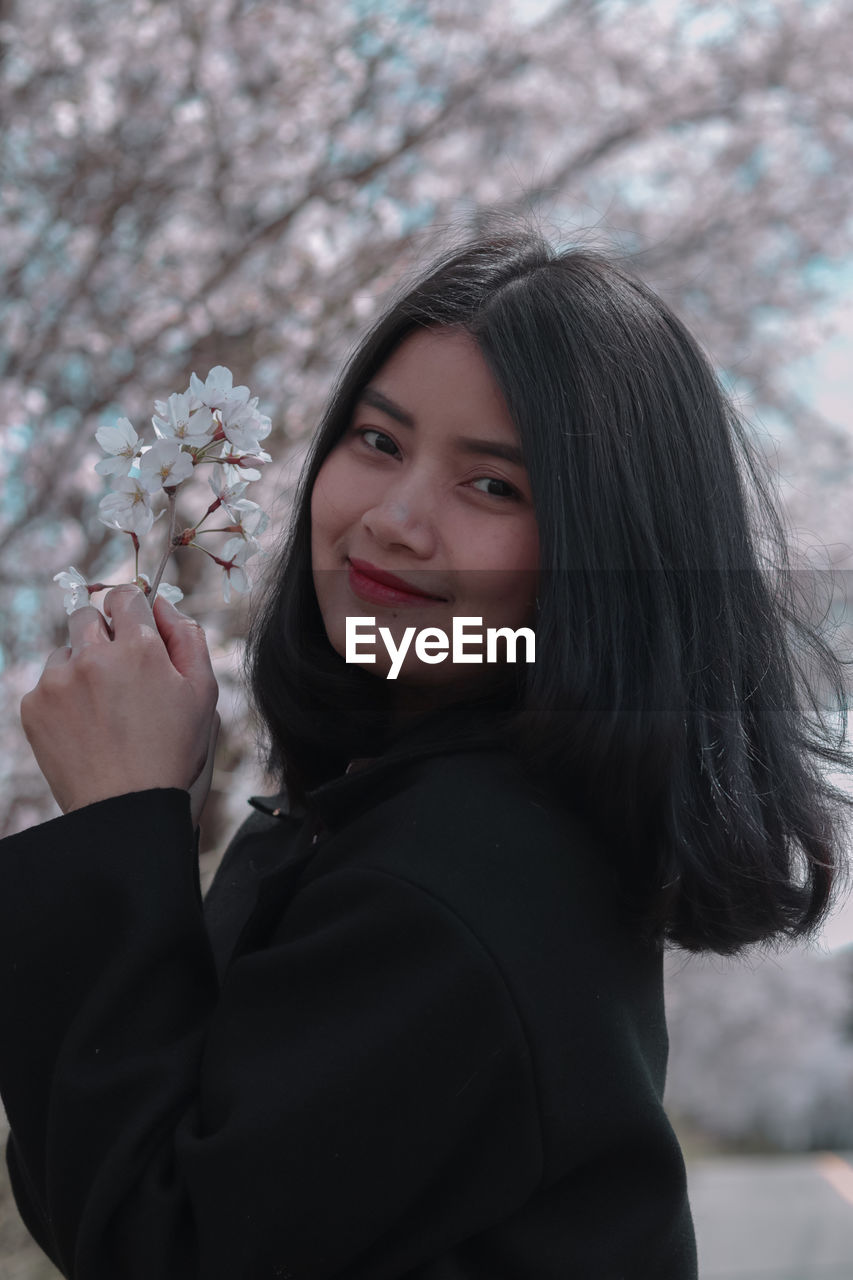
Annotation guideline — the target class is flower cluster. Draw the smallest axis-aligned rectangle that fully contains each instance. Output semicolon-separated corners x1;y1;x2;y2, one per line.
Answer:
55;367;271;613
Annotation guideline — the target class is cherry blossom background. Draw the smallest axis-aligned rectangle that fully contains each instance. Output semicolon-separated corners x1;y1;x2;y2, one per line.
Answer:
2;8;853;1248
3;0;853;842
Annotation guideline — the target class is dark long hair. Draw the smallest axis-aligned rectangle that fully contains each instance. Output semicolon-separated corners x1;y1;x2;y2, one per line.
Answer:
245;228;852;954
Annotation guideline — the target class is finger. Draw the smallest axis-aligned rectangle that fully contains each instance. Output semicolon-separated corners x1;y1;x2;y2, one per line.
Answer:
67;605;113;652
152;594;218;696
43;645;71;670
103;584;158;636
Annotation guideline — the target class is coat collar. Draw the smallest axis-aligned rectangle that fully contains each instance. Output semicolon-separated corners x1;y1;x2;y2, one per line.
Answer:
248;700;516;831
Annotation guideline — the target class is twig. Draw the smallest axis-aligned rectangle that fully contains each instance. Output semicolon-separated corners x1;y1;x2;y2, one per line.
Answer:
149;490;179;599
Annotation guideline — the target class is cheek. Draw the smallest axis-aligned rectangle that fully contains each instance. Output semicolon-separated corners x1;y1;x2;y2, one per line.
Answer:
470;520;539;622
311;455;349;552
486;518;539;581
513;520;540;573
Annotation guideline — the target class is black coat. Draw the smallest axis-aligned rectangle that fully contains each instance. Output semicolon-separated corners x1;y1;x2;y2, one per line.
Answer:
0;709;697;1278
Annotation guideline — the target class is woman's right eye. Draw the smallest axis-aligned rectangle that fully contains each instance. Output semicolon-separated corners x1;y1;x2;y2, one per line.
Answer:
357;427;399;457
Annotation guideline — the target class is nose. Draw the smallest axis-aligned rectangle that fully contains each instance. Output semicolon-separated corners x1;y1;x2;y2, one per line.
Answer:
360;481;437;558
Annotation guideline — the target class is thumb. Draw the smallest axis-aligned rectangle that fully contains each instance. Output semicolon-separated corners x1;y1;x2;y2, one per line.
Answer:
152;594;217;694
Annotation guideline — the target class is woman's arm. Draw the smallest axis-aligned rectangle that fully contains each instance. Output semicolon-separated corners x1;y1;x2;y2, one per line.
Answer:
0;789;540;1279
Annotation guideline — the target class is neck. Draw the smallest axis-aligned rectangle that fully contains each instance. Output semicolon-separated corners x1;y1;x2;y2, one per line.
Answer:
388;667;520;735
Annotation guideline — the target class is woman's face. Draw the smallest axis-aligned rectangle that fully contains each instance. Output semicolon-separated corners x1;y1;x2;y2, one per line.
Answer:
311;328;540;693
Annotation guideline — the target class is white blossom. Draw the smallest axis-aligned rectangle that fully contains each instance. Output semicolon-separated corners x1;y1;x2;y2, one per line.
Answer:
221;535;262;562
94;417;140;477
189;366;250;413
220;498;270;561
98;477;156;536
53;566;90;614
136;573;184;605
86;368;269;616
138;438;195;492
209;465;249;504
152;392;215;447
216;449;264;483
86;369;269;615
219;395;272;453
223;497;270;540
219;543;254;603
155;581;184;605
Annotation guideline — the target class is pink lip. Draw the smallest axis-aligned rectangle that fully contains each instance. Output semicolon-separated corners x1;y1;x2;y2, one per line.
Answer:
347;557;447;605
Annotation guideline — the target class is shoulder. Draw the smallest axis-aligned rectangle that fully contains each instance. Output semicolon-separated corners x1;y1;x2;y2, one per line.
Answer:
306;746;632;972
350;746;610;887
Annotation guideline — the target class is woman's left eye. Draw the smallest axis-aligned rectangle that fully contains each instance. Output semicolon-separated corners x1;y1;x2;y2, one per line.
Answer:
359;428;399;456
470;476;519;500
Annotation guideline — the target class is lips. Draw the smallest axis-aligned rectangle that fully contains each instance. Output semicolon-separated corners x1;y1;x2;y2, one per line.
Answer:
347;557;448;603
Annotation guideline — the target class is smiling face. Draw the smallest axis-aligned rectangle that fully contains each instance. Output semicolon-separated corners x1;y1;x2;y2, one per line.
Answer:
310;327;540;698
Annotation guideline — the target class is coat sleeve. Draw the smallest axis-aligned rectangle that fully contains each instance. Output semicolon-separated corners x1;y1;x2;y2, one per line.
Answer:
0;789;542;1280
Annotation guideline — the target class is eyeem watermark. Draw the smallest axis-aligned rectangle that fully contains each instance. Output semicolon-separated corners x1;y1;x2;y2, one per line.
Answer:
346;616;536;680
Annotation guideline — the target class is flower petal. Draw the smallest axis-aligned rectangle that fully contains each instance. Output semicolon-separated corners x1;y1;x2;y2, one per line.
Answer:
96;417;138;456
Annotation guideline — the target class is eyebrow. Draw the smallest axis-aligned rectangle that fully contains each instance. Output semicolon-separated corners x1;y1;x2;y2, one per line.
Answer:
357;387;527;468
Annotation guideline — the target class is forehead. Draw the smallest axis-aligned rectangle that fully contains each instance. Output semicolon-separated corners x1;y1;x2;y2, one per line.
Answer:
366;329;518;437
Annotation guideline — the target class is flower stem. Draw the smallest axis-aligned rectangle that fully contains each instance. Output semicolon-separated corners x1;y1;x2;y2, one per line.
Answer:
192;498;221;534
187;540;216;560
149;489;179;598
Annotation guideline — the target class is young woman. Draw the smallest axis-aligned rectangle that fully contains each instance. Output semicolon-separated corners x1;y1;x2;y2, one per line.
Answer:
1;231;849;1279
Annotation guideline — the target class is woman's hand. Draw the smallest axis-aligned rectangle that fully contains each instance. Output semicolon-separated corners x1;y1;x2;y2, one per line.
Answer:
187;708;221;830
20;585;220;819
